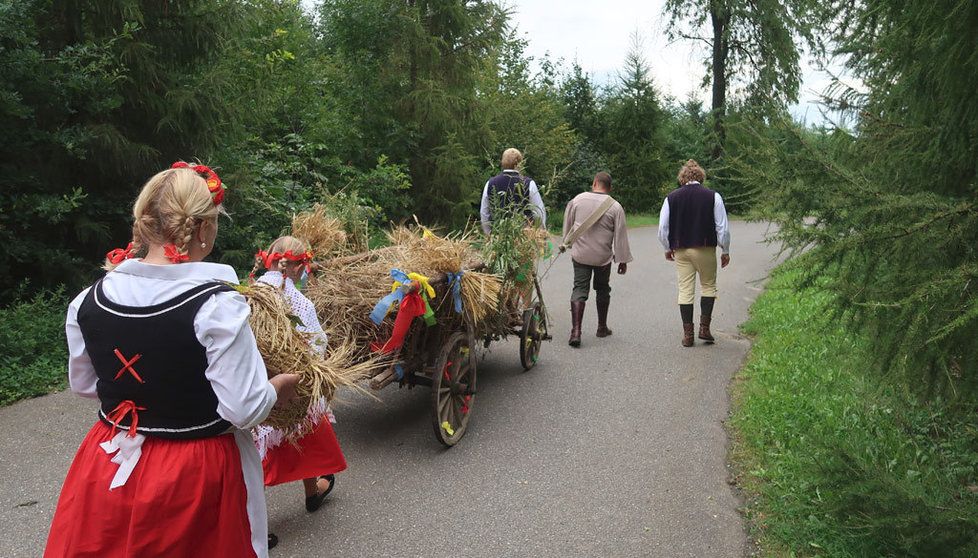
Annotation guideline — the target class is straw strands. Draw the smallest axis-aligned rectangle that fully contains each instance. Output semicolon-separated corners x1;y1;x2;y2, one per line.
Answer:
460;271;500;326
237;282;384;437
291;204;349;258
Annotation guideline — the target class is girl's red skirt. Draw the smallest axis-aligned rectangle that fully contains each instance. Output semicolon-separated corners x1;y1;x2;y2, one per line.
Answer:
45;421;257;558
262;419;347;486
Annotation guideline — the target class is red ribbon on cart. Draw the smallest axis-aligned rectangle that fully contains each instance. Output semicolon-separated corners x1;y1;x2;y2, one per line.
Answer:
371;292;427;354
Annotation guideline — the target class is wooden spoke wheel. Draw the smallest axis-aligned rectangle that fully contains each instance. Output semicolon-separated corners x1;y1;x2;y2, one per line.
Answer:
431;332;477;447
519;302;546;371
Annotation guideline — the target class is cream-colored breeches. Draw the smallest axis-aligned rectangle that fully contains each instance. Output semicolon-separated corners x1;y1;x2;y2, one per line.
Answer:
675;246;717;305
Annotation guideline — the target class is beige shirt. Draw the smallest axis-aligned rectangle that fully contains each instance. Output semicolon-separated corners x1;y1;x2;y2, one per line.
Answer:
562;191;633;267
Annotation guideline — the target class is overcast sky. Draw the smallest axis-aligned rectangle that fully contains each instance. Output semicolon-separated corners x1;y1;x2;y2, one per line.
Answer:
505;0;835;124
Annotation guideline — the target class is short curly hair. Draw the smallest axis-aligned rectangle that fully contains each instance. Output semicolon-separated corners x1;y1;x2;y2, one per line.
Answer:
501;148;523;170
677;159;706;185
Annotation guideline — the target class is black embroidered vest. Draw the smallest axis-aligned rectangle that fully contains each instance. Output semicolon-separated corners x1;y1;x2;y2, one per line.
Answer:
487;171;534;221
666;182;718;250
76;280;234;439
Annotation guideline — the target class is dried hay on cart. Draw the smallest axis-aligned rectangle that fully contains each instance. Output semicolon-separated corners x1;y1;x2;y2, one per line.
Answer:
303;223;502;365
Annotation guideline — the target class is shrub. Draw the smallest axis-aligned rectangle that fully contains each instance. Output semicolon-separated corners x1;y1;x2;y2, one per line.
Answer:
0;288;69;405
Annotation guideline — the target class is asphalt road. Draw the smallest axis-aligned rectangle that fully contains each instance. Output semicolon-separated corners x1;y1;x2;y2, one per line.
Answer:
0;222;781;558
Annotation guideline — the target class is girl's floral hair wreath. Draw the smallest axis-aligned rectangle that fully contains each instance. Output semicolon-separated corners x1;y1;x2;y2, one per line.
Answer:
171;161;225;205
256;249;314;271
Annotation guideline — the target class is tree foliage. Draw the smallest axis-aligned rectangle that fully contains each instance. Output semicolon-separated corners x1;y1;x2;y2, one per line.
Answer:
748;0;978;399
1;0;724;302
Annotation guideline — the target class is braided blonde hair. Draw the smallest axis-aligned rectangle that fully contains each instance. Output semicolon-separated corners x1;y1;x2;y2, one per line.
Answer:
104;166;221;270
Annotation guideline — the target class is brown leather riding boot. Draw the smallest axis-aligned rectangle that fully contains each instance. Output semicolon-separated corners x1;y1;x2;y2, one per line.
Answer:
699;316;715;343
682;323;695;347
569;301;585;347
595;298;612;338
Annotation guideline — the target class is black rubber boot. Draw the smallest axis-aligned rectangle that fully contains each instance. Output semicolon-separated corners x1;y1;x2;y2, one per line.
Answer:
596;297;612;338
569;301;585;347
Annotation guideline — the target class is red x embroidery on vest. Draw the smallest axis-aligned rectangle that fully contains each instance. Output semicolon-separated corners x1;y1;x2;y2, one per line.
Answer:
113;349;144;383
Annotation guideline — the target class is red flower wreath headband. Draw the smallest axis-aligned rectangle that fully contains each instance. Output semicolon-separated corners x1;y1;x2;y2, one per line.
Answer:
256;249;314;271
171;161;225;205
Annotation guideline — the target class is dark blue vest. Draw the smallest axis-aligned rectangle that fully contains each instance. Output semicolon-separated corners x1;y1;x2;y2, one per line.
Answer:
486;171;533;220
666;182;718;250
77;280;235;439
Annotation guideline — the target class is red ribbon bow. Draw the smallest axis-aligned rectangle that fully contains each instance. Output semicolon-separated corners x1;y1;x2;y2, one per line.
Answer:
106;400;147;439
171;161;224;205
371;292;427;354
106;242;135;265
163;243;190;263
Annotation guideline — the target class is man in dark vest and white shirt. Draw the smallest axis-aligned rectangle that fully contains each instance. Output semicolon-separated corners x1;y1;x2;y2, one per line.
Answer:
561;171;632;347
480;148;546;233
657;159;730;347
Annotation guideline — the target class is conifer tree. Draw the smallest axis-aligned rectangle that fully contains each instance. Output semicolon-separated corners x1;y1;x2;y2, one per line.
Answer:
661;0;821;162
319;0;508;224
750;0;978;398
0;0;247;300
597;34;670;211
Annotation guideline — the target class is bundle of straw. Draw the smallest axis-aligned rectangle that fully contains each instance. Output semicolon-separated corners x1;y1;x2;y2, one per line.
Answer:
460;270;501;326
291;204;349;258
236;282;384;437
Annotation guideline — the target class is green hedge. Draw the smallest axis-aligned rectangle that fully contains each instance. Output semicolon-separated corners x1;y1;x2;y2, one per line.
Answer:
732;264;978;557
0;289;68;405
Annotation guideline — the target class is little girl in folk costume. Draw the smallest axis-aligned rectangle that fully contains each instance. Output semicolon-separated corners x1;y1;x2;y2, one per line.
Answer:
45;163;300;558
251;236;346;512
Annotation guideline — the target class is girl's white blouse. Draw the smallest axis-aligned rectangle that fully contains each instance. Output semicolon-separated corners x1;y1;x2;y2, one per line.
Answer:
254;271;328;354
65;259;277;429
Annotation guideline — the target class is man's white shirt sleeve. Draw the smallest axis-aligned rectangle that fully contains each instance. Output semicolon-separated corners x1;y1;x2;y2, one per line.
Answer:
479;181;491;234
714;193;730;254
527;179;547;229
657;198;671;251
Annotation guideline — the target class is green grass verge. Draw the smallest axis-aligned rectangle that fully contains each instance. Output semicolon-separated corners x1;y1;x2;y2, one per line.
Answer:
626;213;659;228
731;264;978;557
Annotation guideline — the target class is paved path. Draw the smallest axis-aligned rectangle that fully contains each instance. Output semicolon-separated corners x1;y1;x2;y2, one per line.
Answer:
0;222;780;558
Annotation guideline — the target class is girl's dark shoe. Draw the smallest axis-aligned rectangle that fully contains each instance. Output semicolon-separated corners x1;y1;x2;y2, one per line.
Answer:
268;533;278;550
305;474;335;512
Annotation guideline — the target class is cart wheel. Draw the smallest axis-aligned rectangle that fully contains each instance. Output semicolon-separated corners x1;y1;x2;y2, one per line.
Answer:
431;332;477;447
519;302;546;371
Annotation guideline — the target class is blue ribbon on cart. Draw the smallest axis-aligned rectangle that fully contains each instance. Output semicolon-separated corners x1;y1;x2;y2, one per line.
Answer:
369;268;413;325
393;362;406;381
447;271;464;314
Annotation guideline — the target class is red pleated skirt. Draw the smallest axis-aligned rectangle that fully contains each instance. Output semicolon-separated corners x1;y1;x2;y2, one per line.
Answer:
45;421;257;558
262;419;347;486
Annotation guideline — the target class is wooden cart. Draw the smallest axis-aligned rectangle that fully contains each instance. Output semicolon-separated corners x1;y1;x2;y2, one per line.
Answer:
365;269;551;447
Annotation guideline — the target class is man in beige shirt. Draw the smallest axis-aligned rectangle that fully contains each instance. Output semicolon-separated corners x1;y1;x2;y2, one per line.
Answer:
562;172;633;347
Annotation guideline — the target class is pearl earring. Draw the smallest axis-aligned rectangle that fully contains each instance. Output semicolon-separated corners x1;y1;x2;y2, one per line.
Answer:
200;242;206;249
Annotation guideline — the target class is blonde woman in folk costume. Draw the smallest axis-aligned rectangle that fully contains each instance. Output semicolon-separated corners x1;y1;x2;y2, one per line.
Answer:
250;236;346;520
45;163;299;558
